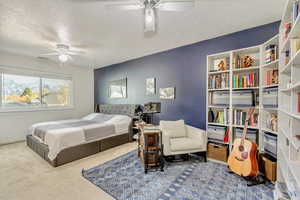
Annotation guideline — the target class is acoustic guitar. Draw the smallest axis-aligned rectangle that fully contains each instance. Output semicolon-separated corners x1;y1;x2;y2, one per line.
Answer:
227;107;259;177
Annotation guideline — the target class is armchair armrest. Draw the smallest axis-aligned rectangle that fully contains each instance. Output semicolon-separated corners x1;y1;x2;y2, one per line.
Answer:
161;129;172;156
185;125;207;147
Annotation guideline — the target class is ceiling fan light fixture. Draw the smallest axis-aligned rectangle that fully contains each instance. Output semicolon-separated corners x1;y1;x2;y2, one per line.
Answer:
58;54;68;63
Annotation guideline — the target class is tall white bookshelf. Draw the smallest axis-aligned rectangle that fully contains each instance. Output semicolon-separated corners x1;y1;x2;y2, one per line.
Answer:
276;0;300;199
206;37;279;166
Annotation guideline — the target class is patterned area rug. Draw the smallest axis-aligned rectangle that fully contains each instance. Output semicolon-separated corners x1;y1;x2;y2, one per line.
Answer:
82;150;274;200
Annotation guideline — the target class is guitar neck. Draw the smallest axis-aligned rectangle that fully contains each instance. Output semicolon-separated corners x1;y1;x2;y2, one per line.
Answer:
241;107;255;145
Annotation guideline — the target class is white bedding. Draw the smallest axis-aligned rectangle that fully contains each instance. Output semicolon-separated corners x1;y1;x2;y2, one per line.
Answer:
29;113;131;161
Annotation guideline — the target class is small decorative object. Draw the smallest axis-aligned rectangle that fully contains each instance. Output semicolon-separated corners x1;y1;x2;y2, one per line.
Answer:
271;70;279;84
213;58;228;71
285;51;290;65
108;78;127;99
159;87;175;99
146;78;156;95
270;114;278;132
241;56;254;68
144;102;161;113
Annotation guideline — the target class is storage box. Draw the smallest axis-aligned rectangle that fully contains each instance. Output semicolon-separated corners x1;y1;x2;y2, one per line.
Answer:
232;90;254;107
207;125;226;142
258;153;277;182
207;143;228;162
264;132;277;158
211;91;229;106
263;87;278;108
235;128;258;143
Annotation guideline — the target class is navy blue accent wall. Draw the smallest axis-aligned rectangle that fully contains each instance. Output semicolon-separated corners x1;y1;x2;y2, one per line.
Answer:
94;21;280;129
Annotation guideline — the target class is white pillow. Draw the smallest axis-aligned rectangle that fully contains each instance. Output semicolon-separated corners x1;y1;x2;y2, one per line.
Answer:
160;120;186;138
82;113;104;120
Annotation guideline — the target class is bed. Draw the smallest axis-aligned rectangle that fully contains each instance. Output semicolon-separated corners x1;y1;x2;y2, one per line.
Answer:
26;104;139;167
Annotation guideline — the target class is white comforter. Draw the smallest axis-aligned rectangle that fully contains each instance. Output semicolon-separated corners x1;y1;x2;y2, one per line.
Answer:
29;113;131;161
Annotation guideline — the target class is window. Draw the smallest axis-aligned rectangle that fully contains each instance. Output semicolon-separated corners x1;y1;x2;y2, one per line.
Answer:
42;78;72;107
2;74;41;108
0;68;73;112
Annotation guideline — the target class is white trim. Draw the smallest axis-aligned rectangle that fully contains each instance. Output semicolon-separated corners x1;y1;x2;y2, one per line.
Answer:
0;106;74;113
0;65;72;80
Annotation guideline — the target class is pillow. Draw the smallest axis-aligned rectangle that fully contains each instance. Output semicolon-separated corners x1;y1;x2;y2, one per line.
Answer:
160;120;186;138
82;113;104;120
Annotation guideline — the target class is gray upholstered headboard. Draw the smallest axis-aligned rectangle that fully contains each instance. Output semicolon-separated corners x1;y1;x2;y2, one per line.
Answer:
95;104;139;117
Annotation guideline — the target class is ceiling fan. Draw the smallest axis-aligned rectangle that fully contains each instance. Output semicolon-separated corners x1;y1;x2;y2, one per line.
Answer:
105;0;196;33
38;44;84;63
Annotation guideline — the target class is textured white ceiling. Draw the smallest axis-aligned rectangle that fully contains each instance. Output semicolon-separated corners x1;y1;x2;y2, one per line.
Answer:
0;0;285;68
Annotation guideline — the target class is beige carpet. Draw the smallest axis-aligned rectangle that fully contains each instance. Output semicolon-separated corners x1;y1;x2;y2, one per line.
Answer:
0;141;137;200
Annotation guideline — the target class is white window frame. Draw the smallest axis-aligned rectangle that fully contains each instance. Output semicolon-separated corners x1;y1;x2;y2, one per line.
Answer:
0;65;74;113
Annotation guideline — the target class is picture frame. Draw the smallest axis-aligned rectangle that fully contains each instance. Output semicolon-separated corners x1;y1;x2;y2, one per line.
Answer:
159;87;175;99
146;78;156;95
108;78;127;99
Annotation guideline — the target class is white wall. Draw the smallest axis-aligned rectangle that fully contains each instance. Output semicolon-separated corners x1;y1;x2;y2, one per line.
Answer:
0;51;94;144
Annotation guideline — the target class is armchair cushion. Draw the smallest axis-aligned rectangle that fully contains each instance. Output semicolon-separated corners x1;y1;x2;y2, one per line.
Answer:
170;138;202;152
160;120;186;138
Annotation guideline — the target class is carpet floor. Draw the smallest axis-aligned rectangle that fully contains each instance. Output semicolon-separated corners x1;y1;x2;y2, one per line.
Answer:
82;150;274;200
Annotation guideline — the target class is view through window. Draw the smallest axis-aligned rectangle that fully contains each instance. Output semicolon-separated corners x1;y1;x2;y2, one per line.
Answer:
0;72;72;110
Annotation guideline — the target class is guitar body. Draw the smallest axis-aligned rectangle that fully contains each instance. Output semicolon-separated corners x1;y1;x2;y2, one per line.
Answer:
228;138;258;177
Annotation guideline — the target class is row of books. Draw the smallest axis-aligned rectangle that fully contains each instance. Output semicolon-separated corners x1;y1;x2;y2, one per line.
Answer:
208;108;229;125
233;109;259;127
264;69;279;86
264;44;278;64
208;73;230;89
232;72;259;88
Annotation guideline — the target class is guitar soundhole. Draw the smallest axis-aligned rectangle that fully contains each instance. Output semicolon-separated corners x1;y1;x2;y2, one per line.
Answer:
238;145;244;152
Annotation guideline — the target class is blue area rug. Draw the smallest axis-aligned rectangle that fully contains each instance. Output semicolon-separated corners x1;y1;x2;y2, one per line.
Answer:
82;150;274;200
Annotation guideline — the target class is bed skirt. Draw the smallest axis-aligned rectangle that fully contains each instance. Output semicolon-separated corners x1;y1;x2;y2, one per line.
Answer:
26;133;131;167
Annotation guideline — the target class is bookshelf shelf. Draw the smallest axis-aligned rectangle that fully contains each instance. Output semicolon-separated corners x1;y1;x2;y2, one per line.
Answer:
232;87;259;90
263;84;279;89
208;105;229;108
232;66;260;72
207;122;228;127
232;124;259;130
208;70;230;75
208;88;229;91
261;128;278;135
262;59;279;68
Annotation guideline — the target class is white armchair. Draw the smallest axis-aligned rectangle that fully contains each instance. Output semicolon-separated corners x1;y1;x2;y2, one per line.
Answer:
160;120;207;160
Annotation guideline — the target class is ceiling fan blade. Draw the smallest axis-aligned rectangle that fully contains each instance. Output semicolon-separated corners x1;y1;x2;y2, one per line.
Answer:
106;3;143;10
68;50;85;55
39;52;59;56
157;1;195;11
